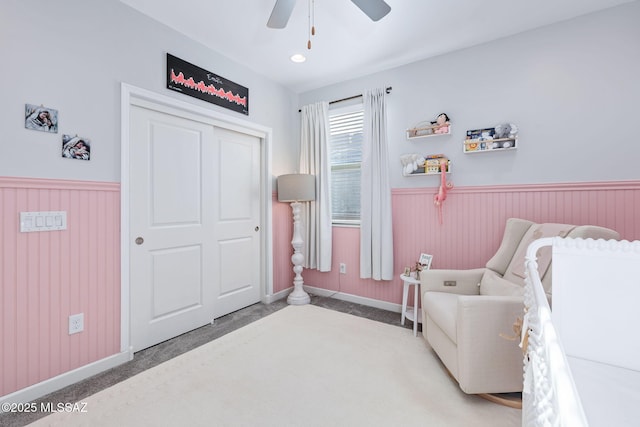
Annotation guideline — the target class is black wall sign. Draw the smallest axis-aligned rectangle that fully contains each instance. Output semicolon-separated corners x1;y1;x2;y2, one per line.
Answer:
166;53;249;115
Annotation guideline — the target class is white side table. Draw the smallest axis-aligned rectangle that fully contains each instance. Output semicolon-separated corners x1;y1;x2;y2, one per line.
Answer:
400;273;422;337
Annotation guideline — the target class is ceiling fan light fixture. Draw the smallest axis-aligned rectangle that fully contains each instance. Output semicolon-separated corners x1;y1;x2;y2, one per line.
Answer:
268;0;391;53
350;0;391;21
290;53;307;63
267;0;296;28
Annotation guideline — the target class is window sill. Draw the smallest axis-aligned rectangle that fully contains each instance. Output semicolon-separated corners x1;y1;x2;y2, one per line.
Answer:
332;222;360;228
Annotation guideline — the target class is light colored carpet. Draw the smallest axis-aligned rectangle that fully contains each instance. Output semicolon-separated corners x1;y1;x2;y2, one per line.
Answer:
31;305;520;427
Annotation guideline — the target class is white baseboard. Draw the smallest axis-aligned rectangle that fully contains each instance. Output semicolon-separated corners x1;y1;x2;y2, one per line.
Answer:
262;287;291;304
304;285;402;313
0;350;132;405
264;286;401;313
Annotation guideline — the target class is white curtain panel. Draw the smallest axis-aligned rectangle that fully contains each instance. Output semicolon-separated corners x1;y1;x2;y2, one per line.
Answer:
299;102;332;271
360;88;394;280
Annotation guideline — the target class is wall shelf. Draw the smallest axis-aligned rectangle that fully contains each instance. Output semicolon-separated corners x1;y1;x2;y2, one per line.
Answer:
406;124;451;139
464;137;517;153
463;125;518;153
402;155;450;177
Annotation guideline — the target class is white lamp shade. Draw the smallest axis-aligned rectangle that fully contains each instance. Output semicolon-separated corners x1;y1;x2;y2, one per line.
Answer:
277;174;316;202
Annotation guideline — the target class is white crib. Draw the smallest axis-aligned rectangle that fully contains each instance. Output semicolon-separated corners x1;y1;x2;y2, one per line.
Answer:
522;237;640;427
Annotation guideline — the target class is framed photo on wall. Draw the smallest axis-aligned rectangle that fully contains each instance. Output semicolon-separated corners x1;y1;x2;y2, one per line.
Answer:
25;104;58;133
419;253;433;270
62;134;91;161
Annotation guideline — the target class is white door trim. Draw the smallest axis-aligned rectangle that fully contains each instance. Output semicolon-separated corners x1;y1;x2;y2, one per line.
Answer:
120;83;273;355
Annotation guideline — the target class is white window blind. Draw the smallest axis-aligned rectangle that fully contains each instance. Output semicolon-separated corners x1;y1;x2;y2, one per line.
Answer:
329;106;363;225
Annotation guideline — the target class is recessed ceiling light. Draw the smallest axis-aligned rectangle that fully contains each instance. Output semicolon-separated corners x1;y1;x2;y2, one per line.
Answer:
290;54;306;63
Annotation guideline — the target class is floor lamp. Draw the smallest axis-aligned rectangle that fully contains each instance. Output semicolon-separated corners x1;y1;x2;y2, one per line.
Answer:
277;173;316;305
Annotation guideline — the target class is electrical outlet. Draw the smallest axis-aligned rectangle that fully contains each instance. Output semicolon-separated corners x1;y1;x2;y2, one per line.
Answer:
339;263;346;274
69;313;84;335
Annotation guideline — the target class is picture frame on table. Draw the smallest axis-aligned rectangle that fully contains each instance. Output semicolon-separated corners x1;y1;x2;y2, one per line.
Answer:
418;253;433;270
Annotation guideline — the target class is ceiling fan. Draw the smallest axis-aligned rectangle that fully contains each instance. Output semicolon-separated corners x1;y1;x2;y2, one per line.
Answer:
267;0;391;29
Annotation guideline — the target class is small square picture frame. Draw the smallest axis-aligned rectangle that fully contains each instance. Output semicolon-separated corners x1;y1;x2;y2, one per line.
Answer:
62;134;91;161
419;253;433;270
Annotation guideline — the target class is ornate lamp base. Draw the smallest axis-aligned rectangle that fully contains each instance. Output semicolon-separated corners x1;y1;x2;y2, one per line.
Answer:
287;201;311;305
287;288;311;305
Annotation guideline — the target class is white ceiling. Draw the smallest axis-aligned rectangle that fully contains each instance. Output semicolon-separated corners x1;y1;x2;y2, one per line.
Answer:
120;0;634;93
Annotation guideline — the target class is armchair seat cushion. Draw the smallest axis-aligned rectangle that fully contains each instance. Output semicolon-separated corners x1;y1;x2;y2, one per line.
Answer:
424;292;459;344
479;270;525;297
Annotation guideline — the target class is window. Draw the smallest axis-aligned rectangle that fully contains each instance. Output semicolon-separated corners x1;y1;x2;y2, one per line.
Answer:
329;105;363;225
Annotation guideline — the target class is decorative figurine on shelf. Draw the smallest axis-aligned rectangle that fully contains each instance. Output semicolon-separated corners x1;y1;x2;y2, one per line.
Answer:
494;123;518;139
400;153;426;175
432;113;450;134
493;123;518;149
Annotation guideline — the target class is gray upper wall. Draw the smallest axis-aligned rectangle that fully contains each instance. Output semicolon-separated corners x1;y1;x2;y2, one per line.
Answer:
299;2;640;188
1;0;298;182
2;1;639;188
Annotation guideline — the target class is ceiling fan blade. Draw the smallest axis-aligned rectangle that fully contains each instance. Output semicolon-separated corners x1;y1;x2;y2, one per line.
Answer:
267;0;296;29
350;0;391;22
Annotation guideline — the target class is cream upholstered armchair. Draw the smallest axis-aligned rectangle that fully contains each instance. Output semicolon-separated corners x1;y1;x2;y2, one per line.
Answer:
420;218;619;395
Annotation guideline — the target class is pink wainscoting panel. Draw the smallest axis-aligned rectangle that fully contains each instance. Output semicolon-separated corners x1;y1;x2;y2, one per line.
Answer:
272;181;640;307
1;177;120;397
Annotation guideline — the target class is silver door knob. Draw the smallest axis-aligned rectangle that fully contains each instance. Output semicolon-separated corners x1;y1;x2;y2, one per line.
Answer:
135;237;144;245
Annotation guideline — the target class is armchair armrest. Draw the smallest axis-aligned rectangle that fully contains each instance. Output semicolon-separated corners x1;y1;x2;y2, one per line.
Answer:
455;295;525;394
420;268;485;295
457;295;524;341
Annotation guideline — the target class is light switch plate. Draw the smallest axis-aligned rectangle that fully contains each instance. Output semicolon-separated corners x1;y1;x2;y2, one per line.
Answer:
20;211;67;232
